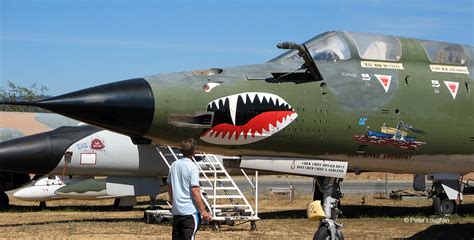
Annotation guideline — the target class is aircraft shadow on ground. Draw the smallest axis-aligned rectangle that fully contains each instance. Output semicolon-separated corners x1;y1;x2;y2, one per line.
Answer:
3;203;152;213
259;203;474;219
0;218;144;228
406;223;474;240
3;202;473;220
3;200;161;213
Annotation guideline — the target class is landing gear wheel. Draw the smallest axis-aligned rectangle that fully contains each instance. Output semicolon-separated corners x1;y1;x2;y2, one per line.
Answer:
113;198;120;209
250;221;257;231
39;201;46;209
145;213;156;224
432;195;440;210
142;206;164;221
0;192;9;211
211;222;220;231
313;225;344;240
113;198;133;211
433;195;457;216
436;196;456;216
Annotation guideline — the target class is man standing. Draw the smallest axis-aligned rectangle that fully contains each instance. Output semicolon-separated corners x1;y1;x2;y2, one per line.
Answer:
167;138;212;240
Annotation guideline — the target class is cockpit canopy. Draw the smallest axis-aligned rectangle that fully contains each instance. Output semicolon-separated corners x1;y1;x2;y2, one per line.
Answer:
420;40;467;65
274;32;351;63
272;31;472;69
347;32;402;61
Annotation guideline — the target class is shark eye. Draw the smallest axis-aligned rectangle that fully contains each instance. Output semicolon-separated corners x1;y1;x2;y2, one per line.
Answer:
204;82;221;93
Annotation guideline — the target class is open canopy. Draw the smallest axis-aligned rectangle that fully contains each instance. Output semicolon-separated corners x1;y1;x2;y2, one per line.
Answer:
272;31;473;73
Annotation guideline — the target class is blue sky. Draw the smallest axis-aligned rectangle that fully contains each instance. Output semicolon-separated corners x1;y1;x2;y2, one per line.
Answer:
1;0;473;95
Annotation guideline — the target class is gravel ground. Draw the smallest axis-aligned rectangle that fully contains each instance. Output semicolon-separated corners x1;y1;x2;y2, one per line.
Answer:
1;194;473;239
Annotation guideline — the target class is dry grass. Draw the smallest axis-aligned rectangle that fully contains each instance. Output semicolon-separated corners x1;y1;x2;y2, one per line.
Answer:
1;194;473;239
254;172;474;182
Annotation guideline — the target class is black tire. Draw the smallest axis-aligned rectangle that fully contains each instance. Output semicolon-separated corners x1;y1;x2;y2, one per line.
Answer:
113;198;134;211
250;221;257;231
0;192;9;211
432;196;441;213
146;214;156;224
313;225;344;240
39;201;47;209
142;206;164;221
436;195;457;216
113;198;120;209
433;195;455;216
211;223;220;231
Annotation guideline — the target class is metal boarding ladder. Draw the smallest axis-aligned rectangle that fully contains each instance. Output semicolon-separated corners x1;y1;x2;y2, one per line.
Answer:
157;145;259;224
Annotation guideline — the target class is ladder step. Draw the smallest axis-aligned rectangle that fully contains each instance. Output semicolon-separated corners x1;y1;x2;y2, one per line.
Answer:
198;166;222;170
212;204;250;208
195;161;220;165
199;178;232;182
201;170;226;173
198;164;221;167
207;195;243;199
214;209;246;213
158;151;257;220
202;187;238;190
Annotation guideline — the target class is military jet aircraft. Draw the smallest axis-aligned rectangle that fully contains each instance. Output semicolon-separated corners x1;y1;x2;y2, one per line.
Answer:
4;31;474;239
0;112;167;209
0;111;255;212
0;111;78;210
3;125;169;205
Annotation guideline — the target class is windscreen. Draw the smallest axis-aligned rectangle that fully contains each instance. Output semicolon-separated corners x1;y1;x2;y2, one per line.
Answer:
270;32;351;63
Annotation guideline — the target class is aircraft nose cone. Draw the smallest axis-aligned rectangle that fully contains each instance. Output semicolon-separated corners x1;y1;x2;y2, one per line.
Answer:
12;188;35;200
12;187;40;201
0;125;100;174
13;184;63;201
34;78;155;138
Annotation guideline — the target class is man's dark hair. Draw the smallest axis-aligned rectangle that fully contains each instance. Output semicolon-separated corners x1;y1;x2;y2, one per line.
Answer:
180;138;197;157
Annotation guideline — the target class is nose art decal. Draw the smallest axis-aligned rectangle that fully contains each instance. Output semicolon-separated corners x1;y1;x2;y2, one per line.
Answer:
200;92;298;145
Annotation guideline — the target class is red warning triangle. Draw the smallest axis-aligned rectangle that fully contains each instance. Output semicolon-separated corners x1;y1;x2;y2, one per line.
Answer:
375;74;392;93
443;81;459;100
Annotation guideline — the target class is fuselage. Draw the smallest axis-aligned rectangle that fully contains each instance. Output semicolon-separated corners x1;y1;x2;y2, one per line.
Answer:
6;31;473;175
141;31;474;174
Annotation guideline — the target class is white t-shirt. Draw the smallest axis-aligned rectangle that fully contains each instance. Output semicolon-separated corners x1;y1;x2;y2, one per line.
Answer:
167;157;200;215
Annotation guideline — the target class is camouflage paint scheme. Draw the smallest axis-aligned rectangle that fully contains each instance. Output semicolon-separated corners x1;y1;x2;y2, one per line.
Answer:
140;31;473;174
4;31;472;176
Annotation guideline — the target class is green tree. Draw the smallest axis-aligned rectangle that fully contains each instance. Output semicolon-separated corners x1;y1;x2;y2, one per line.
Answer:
0;81;49;112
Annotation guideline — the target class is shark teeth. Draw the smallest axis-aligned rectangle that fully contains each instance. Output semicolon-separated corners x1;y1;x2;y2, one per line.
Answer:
206;92;292;125
228;95;238;126
200;112;298;145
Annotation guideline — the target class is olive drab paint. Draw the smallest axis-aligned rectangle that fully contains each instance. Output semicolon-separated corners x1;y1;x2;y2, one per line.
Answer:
4;31;473;175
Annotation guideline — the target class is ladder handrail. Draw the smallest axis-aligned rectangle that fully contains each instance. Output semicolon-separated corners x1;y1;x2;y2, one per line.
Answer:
241;168;256;189
158;145;214;215
192;155;217;218
213;165;217;218
191;157;213;188
156;145;258;220
156;146;171;168
167;146;179;161
205;153;255;215
202;153;237;205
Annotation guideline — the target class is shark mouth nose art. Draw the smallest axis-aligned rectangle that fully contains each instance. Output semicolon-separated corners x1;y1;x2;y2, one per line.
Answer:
200;92;298;145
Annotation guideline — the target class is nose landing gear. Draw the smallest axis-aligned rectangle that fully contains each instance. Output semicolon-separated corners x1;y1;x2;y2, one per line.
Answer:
0;191;9;211
312;177;344;240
